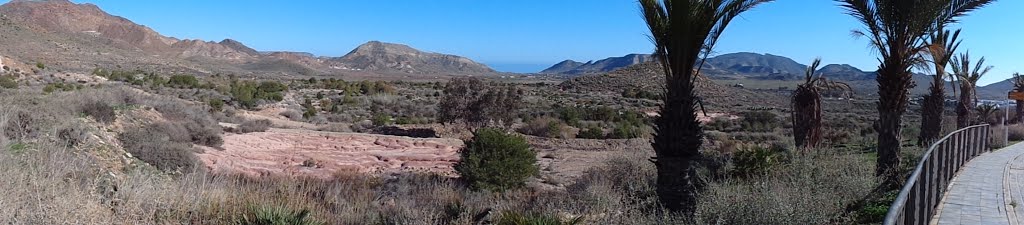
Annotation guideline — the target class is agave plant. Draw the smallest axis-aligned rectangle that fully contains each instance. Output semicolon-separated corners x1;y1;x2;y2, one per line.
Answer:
838;0;994;188
791;58;851;149
638;0;771;215
950;52;994;128
917;25;962;146
1011;73;1024;123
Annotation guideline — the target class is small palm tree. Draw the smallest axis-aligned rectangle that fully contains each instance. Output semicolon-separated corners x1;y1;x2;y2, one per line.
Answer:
1011;73;1024;123
976;103;1000;125
838;0;994;188
638;0;771;215
917;25;962;146
792;58;851;149
950;52;993;128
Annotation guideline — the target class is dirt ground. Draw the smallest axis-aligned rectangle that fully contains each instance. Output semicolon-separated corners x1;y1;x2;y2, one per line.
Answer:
195;123;652;188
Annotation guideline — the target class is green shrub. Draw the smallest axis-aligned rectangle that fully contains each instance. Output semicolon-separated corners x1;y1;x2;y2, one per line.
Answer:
372;113;393;126
732;144;787;176
43;82;80;94
455;128;538;192
302;106;317;120
230;80;288;109
0;76;17;89
577;126;605;139
167;74;200;88
237;205;323;225
739;110;779;132
208;98;225;112
609;122;641;139
35;62;45;70
496;211;581;225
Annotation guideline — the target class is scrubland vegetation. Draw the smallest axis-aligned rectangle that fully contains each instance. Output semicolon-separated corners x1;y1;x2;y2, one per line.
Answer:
0;67;944;224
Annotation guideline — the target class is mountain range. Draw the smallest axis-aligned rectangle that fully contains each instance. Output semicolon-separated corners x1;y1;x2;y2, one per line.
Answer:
0;0;1014;99
0;0;494;77
542;52;877;81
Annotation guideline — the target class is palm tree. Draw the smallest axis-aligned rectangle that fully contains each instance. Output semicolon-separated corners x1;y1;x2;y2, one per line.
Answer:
1011;73;1024;123
792;58;851;149
951;52;993;127
638;0;770;215
838;0;994;188
976;103;1000;125
918;25;962;146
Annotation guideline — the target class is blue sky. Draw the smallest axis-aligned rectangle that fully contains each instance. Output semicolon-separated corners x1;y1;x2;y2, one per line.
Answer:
37;1;1024;84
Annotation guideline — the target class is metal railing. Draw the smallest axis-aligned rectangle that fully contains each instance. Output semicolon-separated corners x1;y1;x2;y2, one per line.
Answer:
883;124;990;225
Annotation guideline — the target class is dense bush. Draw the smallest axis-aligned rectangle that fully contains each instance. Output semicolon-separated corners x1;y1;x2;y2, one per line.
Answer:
455;128;538;192
609;122;642;139
208;98;225;112
4;110;38;140
577;126;605;139
119;124;199;172
519;117;573;138
732;144;787;177
43;82;81;94
231;80;288;109
371;113;393;126
166;74;201;89
80;101;116;123
698;151;876;224
438;77;522;126
0;76;17;89
1008;124;1024;141
237;119;272;134
739;111;779;132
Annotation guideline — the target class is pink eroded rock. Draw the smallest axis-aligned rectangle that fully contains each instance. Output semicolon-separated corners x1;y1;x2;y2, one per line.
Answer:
197;128;463;179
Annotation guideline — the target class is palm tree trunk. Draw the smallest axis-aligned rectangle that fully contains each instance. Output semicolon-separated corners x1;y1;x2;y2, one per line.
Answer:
792;86;822;149
918;83;944;146
876;63;910;189
652;68;703;215
957;86;975;128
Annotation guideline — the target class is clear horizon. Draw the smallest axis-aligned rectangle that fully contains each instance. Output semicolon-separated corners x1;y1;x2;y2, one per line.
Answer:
7;0;1021;85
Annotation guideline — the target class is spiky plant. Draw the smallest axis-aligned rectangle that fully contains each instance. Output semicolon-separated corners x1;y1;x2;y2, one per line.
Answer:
950;52;993;128
1011;73;1024;123
638;0;771;215
791;58;851;149
917;25;962;146
838;0;994;188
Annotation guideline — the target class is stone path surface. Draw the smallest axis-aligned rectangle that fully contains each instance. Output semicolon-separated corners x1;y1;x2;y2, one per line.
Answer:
933;142;1024;225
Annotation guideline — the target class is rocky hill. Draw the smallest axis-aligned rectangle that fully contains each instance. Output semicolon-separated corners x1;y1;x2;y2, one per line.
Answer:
558;62;786;109
706;52;805;79
540;60;585;74
327;41;494;74
542;54;653;75
0;0;495;77
816;64;875;81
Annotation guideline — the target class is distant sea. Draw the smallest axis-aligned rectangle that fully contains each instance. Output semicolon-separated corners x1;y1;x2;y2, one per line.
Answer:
485;63;552;74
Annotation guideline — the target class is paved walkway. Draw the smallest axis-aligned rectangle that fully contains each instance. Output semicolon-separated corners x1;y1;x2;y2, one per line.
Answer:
933;142;1024;225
